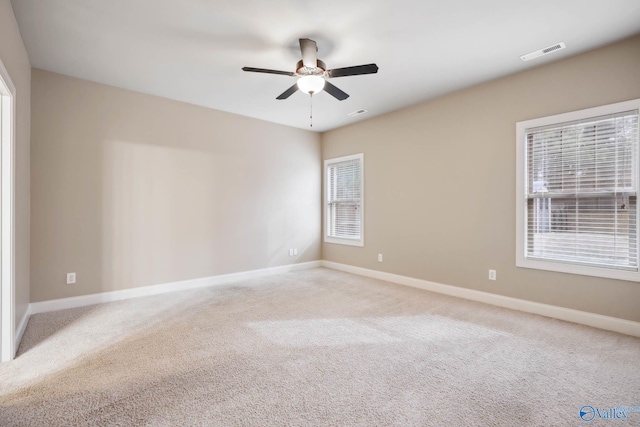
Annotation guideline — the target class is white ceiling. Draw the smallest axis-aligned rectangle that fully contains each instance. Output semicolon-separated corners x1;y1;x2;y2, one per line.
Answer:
11;0;640;132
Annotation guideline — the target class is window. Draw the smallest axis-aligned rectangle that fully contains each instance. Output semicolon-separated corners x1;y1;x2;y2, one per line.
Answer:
516;99;640;281
324;153;364;246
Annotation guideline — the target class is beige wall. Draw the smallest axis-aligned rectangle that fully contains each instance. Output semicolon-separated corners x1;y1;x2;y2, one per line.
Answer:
0;0;31;331
322;35;640;322
31;70;320;302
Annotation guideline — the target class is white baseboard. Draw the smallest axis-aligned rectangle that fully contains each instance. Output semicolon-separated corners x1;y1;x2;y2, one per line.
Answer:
15;304;31;354
321;261;640;338
25;259;640;338
30;261;321;315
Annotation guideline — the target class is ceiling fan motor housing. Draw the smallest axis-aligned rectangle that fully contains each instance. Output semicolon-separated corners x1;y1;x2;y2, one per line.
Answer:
296;60;326;76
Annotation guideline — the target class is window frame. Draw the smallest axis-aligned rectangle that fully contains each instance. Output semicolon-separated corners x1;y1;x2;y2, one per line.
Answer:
324;153;365;247
516;98;640;282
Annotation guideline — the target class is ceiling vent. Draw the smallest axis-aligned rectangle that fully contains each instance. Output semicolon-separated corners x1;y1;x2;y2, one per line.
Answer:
347;109;368;117
520;42;566;62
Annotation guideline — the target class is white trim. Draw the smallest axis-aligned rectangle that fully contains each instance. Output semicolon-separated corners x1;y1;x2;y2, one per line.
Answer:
14;305;30;353
30;261;321;315
515;98;640;282
321;261;640;338
324;236;364;247
324;153;365;247
0;58;16;362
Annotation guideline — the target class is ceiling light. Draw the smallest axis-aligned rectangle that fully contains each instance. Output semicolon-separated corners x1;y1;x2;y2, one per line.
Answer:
297;75;325;95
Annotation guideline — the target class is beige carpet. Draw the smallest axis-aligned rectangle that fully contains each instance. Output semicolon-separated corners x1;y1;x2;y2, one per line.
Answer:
1;267;639;426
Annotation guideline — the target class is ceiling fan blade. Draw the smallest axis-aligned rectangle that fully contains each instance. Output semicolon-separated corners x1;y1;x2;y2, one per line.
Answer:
299;38;318;68
327;64;379;78
242;67;295;76
324;81;349;101
276;84;299;100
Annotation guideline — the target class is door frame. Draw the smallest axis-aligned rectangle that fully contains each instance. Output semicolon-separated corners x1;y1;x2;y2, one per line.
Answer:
0;58;16;362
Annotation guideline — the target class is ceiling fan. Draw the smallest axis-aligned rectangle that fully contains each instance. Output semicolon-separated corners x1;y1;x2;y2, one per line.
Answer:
242;38;378;101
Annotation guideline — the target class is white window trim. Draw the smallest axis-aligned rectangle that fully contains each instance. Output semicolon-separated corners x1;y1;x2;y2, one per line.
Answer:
324;153;364;247
516;98;640;282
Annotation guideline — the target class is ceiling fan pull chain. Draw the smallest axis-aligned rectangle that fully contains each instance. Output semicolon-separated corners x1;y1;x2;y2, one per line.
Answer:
310;93;313;128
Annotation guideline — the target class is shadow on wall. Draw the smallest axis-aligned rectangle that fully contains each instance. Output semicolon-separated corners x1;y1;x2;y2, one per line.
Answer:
98;139;318;293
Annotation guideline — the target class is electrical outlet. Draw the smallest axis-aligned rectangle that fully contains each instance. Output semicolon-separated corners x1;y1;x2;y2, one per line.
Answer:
67;272;76;284
378;254;383;262
293;248;298;255
288;249;294;256
488;269;497;281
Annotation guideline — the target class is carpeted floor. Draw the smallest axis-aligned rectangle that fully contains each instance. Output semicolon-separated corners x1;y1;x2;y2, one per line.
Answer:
1;267;639;426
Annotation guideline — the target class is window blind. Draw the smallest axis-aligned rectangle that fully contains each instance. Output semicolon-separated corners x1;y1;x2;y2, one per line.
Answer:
327;157;362;240
525;110;639;270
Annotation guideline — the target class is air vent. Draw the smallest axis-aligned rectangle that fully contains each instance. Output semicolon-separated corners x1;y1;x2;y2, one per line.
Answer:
348;109;368;117
520;42;566;62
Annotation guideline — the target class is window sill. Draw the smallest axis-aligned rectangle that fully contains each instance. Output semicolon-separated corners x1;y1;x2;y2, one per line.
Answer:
324;236;364;247
516;256;640;282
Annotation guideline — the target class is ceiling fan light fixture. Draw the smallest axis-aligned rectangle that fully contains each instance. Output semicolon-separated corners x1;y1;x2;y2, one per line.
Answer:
242;38;378;101
297;75;325;95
